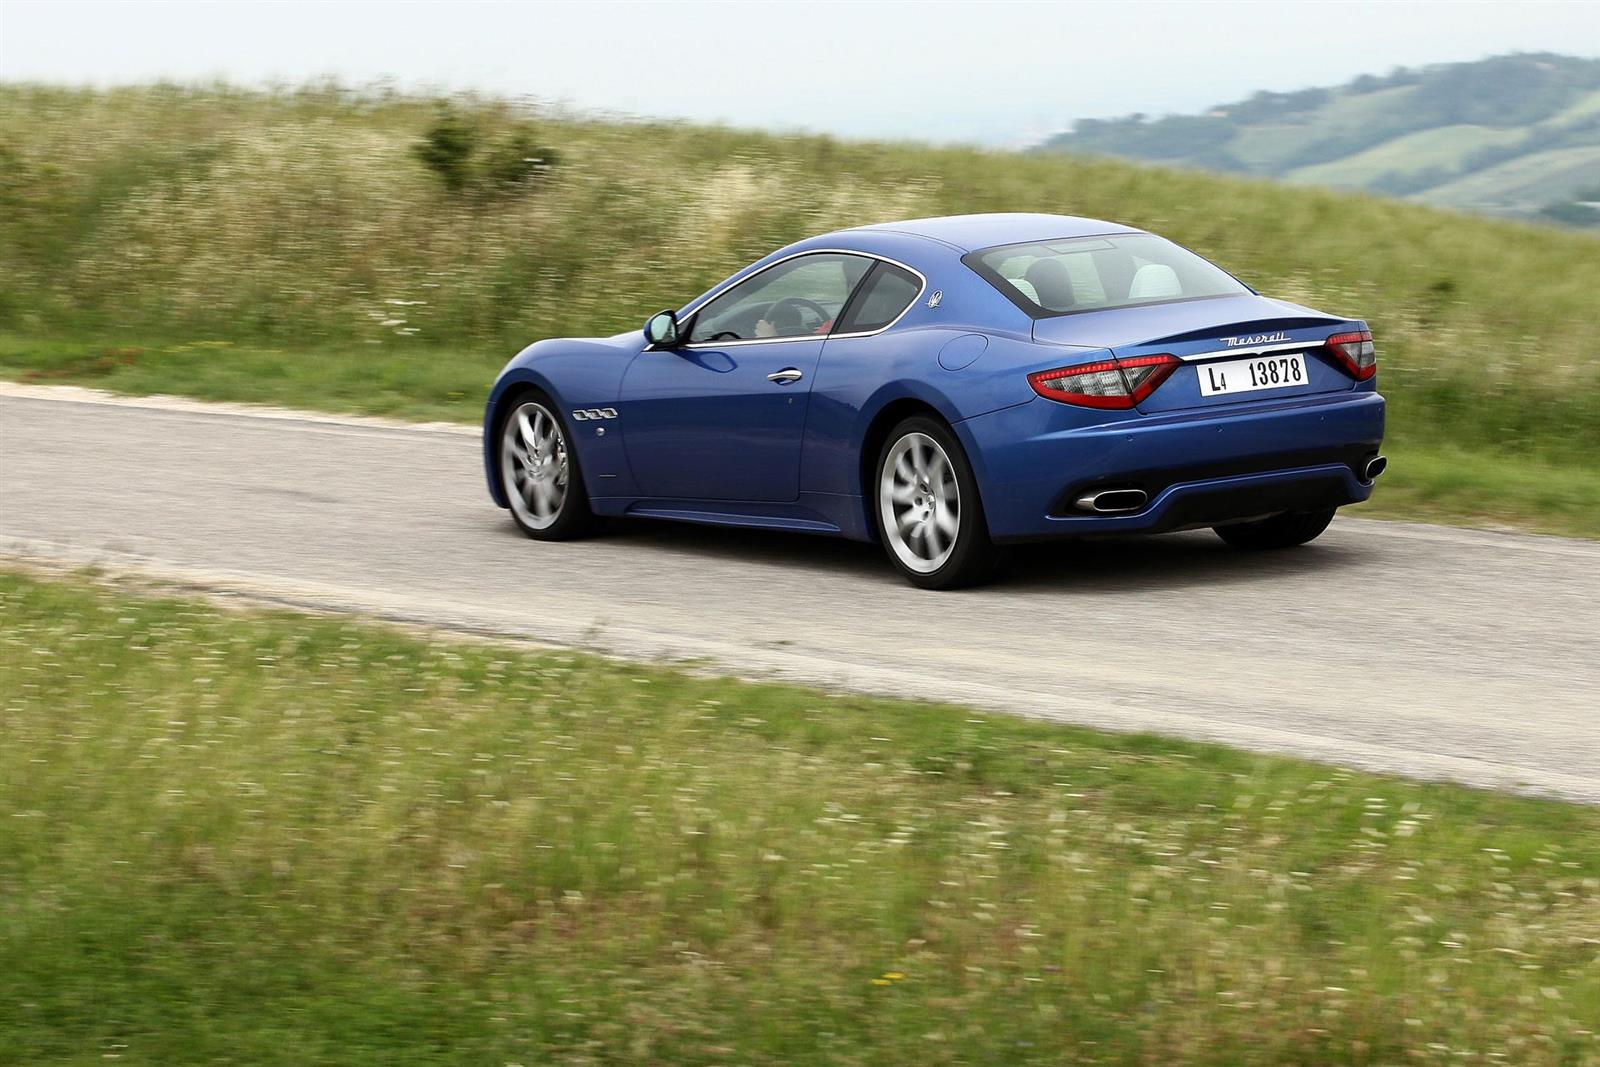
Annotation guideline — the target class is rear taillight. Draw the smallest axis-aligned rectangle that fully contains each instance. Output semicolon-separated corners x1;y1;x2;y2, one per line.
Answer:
1028;353;1180;409
1326;330;1376;381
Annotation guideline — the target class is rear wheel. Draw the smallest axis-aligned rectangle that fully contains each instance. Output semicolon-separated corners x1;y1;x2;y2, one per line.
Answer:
499;395;594;540
873;416;998;589
1213;507;1335;550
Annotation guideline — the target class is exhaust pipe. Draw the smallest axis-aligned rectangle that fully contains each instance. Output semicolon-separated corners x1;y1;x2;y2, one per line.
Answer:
1075;488;1149;514
1365;455;1388;481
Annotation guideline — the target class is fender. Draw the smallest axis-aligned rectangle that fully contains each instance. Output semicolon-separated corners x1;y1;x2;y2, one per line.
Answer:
849;379;1008;534
484;335;639;507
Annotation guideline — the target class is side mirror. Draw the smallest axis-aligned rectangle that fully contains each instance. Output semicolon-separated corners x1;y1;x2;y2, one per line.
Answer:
644;309;681;347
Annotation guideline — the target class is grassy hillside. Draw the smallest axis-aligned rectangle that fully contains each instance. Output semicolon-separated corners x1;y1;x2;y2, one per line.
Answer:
6;569;1600;1064
1;84;1598;533
1421;146;1600;212
1039;54;1600;224
1284;125;1530;190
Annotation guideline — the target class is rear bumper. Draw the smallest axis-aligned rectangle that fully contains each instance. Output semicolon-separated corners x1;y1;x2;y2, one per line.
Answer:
959;390;1385;542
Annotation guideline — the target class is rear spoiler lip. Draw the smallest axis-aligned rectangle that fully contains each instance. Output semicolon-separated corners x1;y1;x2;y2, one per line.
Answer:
1123;318;1368;364
1171;336;1331;363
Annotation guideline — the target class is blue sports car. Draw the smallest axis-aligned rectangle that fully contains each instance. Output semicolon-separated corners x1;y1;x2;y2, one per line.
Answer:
484;213;1385;588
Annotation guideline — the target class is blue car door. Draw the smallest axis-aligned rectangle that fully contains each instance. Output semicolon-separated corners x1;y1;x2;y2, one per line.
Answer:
619;252;873;502
618;337;825;501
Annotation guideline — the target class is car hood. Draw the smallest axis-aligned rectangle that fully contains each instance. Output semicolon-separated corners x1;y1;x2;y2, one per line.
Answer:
1030;294;1342;350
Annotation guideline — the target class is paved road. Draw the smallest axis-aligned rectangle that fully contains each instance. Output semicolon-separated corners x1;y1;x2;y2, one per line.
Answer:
4;383;1598;801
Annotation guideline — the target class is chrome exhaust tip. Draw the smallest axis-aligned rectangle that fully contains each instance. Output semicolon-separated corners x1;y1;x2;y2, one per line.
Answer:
1075;488;1149;514
1365;455;1388;481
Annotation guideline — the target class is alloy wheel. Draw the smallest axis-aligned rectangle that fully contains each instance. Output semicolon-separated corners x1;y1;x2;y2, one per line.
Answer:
500;401;569;530
879;431;960;574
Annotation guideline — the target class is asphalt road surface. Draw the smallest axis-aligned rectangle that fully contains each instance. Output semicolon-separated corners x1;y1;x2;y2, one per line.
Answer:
4;383;1597;802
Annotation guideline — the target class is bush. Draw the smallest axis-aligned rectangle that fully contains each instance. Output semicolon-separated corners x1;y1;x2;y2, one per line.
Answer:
480;132;560;193
413;107;475;193
414;107;559;199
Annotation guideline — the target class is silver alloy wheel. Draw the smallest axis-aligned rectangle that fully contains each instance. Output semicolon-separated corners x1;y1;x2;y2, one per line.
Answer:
879;431;960;574
500;400;569;530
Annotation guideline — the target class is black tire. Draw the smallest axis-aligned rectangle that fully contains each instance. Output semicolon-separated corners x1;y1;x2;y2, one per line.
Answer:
872;415;999;589
1213;507;1335;550
498;392;595;541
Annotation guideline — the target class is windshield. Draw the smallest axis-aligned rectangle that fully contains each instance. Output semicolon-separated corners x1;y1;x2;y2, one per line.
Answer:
964;233;1249;317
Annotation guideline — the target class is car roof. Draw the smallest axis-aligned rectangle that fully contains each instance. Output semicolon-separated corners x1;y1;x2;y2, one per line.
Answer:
843;212;1142;253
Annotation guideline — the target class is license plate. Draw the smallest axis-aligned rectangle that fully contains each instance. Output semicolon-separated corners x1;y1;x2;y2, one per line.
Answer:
1196;353;1309;397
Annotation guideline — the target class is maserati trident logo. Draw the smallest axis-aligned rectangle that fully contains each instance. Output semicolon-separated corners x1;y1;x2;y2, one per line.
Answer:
926;290;943;309
1222;331;1290;348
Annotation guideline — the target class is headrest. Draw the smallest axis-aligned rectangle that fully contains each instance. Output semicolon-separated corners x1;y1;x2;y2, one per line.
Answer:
1022;258;1076;310
1128;263;1181;300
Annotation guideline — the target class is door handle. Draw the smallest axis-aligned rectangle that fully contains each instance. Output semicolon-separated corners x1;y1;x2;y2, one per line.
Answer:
767;368;803;385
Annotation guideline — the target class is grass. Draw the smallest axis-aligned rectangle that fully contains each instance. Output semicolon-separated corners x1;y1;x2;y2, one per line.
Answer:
0;335;500;424
1420;145;1600;212
1352;446;1600;539
1285;125;1530;190
1548;88;1600;126
3;569;1600;1065
1;83;1598;536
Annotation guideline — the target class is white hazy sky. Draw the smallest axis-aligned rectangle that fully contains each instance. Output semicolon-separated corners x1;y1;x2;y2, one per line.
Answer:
2;1;1598;145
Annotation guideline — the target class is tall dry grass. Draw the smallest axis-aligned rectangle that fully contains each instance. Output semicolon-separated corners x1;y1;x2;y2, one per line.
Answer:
1;84;1596;460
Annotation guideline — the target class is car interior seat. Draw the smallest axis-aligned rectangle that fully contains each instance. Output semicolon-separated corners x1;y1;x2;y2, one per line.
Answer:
1127;263;1182;301
1009;277;1040;303
1022;258;1077;311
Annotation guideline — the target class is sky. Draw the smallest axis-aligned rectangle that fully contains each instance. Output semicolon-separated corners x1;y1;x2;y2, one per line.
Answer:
2;0;1598;146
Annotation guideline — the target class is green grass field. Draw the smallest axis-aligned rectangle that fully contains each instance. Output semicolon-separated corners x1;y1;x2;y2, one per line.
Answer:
1285;125;1530;190
2;84;1598;536
1419;145;1600;213
3;568;1599;1065
1548;88;1600;126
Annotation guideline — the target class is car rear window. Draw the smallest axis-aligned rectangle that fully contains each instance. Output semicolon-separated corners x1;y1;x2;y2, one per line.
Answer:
964;233;1249;318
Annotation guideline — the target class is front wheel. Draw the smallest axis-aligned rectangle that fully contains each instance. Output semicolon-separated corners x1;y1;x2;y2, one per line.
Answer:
499;395;594;540
873;416;999;589
1213;507;1335;550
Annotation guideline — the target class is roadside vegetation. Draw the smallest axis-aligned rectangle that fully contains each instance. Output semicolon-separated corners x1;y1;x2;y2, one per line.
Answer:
2;84;1598;535
3;569;1600;1065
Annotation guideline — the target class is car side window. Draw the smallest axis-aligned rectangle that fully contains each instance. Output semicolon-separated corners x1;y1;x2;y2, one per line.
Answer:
687;253;872;343
837;262;922;334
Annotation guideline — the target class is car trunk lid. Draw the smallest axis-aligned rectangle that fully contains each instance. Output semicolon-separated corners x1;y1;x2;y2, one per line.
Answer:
1031;294;1362;414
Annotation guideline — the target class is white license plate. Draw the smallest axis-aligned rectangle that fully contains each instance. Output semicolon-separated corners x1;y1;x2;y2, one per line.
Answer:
1196;353;1309;397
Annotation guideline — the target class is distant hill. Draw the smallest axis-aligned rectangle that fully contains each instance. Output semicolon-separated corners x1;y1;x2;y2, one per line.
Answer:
1036;53;1600;226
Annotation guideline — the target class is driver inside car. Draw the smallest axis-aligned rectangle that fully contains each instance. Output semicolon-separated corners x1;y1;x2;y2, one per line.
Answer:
754;301;806;338
754;300;835;338
699;258;865;342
